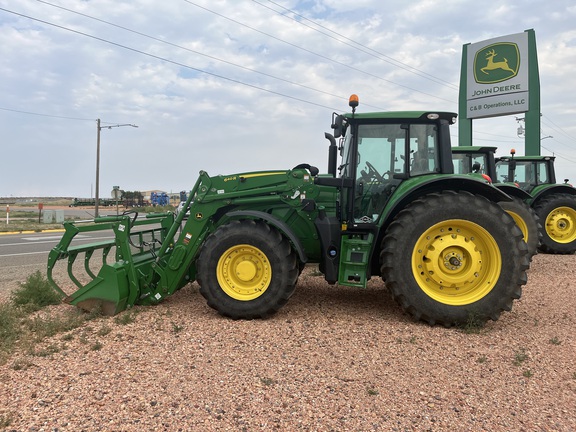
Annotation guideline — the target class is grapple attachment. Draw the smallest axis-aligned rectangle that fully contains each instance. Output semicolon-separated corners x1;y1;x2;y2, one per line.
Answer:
47;211;175;315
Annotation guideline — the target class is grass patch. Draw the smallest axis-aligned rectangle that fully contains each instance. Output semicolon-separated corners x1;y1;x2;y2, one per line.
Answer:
171;322;184;334
0;303;23;357
0;271;109;364
549;336;561;345
0;413;13;427
457;310;487;334
10;270;63;311
366;387;379;396
114;310;137;325
260;377;275;386
513;348;528;366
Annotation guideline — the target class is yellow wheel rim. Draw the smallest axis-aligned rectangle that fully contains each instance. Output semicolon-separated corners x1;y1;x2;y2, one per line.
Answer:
412;220;502;306
506;210;529;243
217;244;271;301
545;206;576;244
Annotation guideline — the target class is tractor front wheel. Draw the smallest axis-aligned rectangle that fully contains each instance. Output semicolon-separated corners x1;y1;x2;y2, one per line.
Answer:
533;193;576;254
380;191;529;327
197;220;299;319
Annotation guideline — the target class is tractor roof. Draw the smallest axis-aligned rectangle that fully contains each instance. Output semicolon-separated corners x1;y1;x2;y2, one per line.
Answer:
498;155;556;162
452;145;498;153
343;111;457;124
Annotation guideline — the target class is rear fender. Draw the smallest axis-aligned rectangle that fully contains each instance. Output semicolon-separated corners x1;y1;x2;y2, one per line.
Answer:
530;184;576;207
370;176;512;275
495;184;532;200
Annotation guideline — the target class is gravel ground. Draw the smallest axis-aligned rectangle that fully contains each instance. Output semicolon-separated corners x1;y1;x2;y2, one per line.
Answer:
1;253;575;431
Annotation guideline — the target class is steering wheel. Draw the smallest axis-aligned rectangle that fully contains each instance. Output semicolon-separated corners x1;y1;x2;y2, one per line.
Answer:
363;161;387;182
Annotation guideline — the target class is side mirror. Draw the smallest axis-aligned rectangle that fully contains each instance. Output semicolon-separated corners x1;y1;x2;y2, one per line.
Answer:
331;113;344;138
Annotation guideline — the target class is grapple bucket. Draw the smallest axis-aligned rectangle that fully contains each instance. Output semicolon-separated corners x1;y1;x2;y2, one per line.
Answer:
47;211;175;315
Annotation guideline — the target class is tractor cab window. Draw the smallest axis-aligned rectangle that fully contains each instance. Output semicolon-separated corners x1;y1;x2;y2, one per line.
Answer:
340;122;440;224
342;123;406;223
495;161;510;182
452;153;486;175
409;124;438;176
513;161;549;187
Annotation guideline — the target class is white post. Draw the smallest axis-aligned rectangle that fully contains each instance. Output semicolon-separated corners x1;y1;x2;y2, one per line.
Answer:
6;205;9;225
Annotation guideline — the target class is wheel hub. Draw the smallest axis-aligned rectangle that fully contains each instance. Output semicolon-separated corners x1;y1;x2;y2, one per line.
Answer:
546;206;576;243
217;244;272;301
412;220;501;306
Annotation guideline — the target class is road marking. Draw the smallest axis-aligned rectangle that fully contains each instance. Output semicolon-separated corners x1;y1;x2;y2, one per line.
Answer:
0;235;114;248
23;234;90;241
0;251;49;258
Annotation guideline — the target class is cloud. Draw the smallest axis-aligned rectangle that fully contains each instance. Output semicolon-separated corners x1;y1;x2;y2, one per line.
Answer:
1;0;575;196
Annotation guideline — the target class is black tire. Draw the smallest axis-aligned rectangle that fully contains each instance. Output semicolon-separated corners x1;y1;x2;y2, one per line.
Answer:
380;191;529;327
197;220;299;319
499;197;541;259
533;193;576;254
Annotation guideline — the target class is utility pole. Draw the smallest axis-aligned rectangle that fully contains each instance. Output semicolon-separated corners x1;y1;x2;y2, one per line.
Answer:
95;119;138;218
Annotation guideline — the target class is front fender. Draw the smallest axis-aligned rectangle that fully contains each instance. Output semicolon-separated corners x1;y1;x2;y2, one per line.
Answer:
224;210;308;264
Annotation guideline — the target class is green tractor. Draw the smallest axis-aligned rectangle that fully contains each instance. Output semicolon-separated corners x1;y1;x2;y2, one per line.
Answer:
451;146;541;258
47;96;530;327
495;150;576;254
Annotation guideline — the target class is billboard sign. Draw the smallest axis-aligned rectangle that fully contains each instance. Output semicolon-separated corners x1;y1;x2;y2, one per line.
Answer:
466;32;529;119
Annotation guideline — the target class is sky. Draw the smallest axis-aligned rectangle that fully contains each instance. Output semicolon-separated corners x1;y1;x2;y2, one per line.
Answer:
1;0;575;198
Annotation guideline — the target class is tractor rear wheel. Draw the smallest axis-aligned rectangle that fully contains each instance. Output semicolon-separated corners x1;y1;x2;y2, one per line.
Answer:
533;193;576;254
499;197;541;259
197;220;299;319
380;191;529;327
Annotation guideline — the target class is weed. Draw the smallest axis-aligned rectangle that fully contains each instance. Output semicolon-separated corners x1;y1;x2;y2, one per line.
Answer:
572;372;576;380
31;343;61;357
513;348;528;366
366;387;379;396
171;322;184;333
260;377;275;386
460;311;485;334
477;355;487;364
97;325;112;337
309;266;324;277
10;271;62;310
91;341;103;351
0;303;23;355
549;337;561;346
409;336;417;344
11;358;34;371
0;413;13;427
114;311;136;325
523;369;533;378
61;333;74;341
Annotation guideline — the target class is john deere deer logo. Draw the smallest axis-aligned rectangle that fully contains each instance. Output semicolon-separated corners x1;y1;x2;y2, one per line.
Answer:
474;42;520;84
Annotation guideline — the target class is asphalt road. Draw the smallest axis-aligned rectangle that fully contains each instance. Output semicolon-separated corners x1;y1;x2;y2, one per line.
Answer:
0;230;115;298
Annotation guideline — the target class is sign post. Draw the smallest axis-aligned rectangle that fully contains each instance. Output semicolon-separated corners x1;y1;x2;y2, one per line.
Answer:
38;203;43;223
6;205;9;225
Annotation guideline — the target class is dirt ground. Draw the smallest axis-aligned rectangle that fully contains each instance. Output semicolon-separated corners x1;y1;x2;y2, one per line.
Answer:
1;252;575;431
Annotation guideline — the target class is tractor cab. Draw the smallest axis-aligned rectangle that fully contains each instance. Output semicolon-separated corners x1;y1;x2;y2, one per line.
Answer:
495;150;556;192
328;95;456;228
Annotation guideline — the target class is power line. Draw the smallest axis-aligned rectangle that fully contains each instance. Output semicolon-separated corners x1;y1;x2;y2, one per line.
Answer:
255;0;459;91
182;0;456;104
0;7;342;112
34;0;388;111
0;106;94;122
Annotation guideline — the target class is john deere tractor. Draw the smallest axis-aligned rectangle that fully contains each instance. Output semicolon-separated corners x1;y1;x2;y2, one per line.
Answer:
47;96;529;327
495;150;576;254
451;145;541;258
